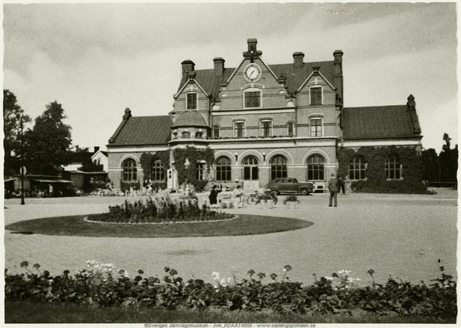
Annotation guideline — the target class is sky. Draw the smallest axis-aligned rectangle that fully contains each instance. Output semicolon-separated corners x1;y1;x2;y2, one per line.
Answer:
3;2;458;153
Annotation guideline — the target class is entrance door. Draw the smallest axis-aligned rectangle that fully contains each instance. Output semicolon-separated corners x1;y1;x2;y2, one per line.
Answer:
242;155;259;190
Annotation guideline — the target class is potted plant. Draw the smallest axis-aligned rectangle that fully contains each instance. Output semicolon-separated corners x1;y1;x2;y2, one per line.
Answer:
283;194;300;209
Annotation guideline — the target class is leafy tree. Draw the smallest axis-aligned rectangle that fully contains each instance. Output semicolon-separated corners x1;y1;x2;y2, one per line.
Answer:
3;90;31;176
78;157;104;172
421;148;439;182
24;101;72;175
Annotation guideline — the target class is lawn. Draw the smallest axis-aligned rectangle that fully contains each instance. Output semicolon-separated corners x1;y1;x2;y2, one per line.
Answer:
5;214;313;238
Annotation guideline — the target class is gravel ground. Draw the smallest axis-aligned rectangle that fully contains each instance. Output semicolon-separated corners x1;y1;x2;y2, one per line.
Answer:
4;188;457;286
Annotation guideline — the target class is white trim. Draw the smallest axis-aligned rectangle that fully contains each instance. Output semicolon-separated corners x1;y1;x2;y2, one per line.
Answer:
207;139;336;150
286;122;295;136
226;57;279;84
344;140;422;147
174;79;209;99
307;113;324;118
266;149;295;165
185;92;198;110
243;88;262;109
302;149;332;164
233;120;246;138
243;63;262;82
259;119;273;137
119;155;140;168
213;108;295;115
297;71;335;92
309;85;323;105
309;117;324;137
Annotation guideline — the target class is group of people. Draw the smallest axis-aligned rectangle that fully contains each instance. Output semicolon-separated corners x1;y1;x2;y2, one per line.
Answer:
327;174;349;207
209;184;244;206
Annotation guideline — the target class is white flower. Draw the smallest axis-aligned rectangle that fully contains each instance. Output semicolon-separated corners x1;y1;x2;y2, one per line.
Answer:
325;276;334;281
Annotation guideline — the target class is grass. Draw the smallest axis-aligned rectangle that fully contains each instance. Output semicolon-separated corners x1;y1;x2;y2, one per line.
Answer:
5;302;453;324
5;214;312;238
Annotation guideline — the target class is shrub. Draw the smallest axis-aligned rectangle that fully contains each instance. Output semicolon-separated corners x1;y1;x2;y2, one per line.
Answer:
5;262;456;320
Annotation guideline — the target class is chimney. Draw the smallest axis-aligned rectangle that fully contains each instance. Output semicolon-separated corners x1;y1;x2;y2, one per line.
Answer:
406;95;421;134
293;52;305;68
94;146;100;153
213;57;225;76
181;59;195;78
247;38;257;53
333;50;344;106
407;94;416;110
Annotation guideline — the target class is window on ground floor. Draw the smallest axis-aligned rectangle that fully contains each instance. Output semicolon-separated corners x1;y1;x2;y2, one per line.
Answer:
385;155;402;180
242;155;259;180
270;155;288;180
349;155;367;180
216;156;231;181
122;158;137;181
307;155;325;180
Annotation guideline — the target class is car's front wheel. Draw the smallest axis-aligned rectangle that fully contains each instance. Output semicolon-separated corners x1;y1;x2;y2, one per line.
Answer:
300;188;309;196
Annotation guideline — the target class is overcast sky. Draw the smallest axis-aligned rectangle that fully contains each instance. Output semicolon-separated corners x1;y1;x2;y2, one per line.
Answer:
3;2;458;152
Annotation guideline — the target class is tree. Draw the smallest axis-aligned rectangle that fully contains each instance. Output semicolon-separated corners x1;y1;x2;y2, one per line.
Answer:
3;90;31;176
74;145;89;153
24;101;72;175
421;148;440;182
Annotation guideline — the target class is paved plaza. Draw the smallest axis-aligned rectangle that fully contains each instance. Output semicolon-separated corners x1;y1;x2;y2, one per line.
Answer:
4;189;457;286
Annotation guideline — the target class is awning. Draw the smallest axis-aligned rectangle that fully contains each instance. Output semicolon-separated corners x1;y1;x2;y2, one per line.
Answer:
29;179;73;184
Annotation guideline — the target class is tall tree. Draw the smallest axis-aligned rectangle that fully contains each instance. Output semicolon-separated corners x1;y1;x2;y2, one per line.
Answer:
78;157;104;172
24;101;72;175
3;90;31;176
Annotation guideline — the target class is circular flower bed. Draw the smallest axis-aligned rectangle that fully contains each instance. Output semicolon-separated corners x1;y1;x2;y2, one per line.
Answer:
90;196;233;224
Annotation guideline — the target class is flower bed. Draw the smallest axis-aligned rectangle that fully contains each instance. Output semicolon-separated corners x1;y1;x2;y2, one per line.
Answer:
88;196;232;224
5;261;456;320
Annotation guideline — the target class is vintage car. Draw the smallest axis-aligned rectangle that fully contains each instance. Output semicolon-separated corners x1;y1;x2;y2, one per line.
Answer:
266;177;315;195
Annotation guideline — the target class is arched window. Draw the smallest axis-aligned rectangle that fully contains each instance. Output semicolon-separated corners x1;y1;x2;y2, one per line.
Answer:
242;155;259;180
349;155;367;180
122;158;137;181
307;155;325;180
216;156;231;181
270;155;287;180
151;160;165;181
385;155;402;180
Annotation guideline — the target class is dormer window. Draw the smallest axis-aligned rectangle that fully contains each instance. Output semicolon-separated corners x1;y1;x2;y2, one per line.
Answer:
244;89;262;109
195;132;203;139
309;86;322;106
186;93;197;110
182;131;191;138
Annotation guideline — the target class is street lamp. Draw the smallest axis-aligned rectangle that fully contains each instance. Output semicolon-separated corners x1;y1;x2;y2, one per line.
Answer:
19;115;25;205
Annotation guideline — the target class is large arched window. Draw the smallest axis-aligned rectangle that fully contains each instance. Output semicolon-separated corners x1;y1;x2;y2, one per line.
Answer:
385;155;402;180
151;160;165;181
216;156;231;181
349;155;367;180
306;155;325;180
242;155;259;180
122;158;137;181
270;155;287;180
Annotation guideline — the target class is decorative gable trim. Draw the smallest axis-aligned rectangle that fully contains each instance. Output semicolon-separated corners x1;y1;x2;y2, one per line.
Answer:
174;79;209;99
297;71;335;93
226;57;279;84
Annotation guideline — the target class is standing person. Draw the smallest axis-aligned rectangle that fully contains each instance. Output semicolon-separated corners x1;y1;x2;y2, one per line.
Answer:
328;173;338;207
337;176;346;195
48;183;54;197
232;185;244;204
209;185;220;205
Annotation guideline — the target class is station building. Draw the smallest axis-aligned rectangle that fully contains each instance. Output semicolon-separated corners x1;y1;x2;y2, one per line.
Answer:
107;39;424;193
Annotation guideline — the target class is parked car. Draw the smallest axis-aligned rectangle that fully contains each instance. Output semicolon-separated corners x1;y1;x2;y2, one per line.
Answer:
266;177;315;195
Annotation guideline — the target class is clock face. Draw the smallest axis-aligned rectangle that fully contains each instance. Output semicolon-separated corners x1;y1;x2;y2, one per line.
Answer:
244;64;261;82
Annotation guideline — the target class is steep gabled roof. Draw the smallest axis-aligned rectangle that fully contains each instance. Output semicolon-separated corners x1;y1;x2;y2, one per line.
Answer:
108;116;171;146
341;105;422;140
176;61;335;101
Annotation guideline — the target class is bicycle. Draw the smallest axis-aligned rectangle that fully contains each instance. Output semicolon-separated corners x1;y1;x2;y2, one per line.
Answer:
247;190;278;206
